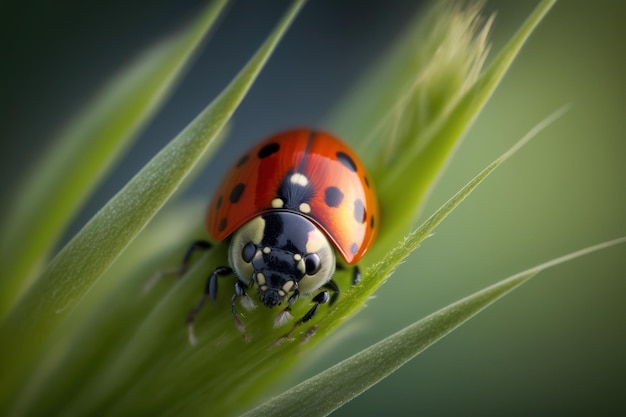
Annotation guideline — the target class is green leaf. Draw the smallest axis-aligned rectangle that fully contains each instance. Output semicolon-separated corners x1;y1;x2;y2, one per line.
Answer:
5;201;208;416
0;0;229;318
243;236;626;417
0;0;305;411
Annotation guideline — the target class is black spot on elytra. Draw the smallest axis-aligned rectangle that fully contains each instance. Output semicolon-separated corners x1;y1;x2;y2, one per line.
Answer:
236;154;250;167
350;242;359;255
324;186;344;208
258;142;280;159
230;183;245;203
354;199;366;223
216;195;223;209
336;151;357;172
218;218;227;232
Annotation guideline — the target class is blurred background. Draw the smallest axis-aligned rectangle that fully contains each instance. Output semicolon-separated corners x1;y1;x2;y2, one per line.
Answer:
1;0;625;415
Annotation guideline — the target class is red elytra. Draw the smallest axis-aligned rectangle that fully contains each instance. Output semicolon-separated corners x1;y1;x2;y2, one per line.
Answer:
206;128;378;264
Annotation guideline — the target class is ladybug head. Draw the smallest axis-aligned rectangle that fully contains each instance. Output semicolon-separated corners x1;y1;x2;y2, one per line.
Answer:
229;212;336;308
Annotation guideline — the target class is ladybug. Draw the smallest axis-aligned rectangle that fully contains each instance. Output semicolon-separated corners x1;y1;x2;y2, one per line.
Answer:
181;128;378;344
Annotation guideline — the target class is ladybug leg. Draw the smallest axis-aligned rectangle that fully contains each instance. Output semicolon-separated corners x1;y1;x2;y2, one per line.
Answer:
352;266;362;285
274;290;300;327
230;280;256;342
143;240;212;293
185;266;233;345
334;263;361;286
271;288;334;347
301;324;319;344
179;240;213;273
324;279;340;306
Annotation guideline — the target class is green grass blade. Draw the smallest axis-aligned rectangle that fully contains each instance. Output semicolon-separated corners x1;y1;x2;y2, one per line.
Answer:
330;1;492;160
368;0;556;259
7;202;207;416
0;0;305;409
243;237;626;417
310;106;568;346
0;0;229;318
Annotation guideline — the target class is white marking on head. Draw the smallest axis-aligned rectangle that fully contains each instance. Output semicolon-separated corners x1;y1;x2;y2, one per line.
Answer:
263;247;271;254
293;254;302;261
272;198;284;208
247;217;265;245
228;216;265;285
305;229;326;253
281;281;295;293
256;273;266;286
290;173;309;186
297;259;306;274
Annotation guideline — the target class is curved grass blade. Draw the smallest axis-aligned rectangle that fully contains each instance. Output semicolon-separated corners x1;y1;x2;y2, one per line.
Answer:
0;0;305;410
310;106;569;345
0;0;229;318
1;128;227;417
7;202;207;416
344;0;556;261
243;236;626;417
380;0;556;240
330;1;492;161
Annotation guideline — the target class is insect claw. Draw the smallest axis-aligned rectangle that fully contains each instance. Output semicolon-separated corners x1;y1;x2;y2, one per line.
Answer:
270;334;294;349
187;323;198;346
142;268;179;295
239;294;257;311
301;324;319;344
274;310;293;327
